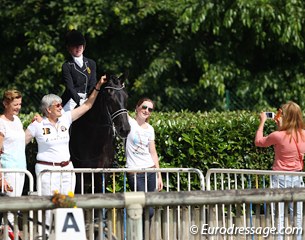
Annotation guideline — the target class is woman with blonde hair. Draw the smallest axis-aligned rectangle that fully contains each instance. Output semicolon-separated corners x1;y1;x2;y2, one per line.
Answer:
255;101;305;240
0;90;26;226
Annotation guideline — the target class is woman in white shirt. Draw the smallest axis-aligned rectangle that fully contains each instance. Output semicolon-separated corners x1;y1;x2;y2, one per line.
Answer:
126;97;163;224
25;75;106;229
0;90;26;225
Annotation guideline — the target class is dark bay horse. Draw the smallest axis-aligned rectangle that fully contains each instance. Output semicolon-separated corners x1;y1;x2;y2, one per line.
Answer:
69;74;130;193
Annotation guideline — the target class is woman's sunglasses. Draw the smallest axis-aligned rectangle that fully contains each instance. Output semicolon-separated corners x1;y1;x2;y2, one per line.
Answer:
52;103;62;108
141;105;153;112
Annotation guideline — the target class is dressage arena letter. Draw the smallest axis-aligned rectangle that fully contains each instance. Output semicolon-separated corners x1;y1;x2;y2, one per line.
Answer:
62;212;80;232
49;208;86;240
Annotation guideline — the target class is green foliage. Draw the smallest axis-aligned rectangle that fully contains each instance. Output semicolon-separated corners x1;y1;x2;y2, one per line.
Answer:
150;111;275;174
6;0;305;191
1;0;305;112
21;110;276;190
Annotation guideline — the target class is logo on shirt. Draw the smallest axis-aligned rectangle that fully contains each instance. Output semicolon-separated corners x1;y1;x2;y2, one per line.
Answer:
60;126;67;132
42;128;51;135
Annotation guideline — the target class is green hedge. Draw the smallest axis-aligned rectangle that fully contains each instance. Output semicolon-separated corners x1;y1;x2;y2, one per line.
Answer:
21;111;277;190
150;111;276;174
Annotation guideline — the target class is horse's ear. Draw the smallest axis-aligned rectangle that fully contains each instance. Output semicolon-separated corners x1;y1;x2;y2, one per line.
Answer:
109;75;117;84
119;70;129;83
105;73;111;82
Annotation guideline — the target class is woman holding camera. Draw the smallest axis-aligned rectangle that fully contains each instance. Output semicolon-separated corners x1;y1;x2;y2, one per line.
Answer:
255;101;305;240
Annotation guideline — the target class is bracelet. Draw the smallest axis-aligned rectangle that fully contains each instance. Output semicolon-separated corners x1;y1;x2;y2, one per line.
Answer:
94;87;100;92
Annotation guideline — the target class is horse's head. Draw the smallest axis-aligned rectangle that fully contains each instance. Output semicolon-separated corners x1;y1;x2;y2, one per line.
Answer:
102;73;130;138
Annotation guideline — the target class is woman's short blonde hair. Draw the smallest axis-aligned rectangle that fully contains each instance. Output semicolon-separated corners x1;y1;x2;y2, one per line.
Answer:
2;90;22;105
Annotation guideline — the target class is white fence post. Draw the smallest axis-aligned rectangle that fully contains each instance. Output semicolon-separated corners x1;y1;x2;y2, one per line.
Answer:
124;192;145;240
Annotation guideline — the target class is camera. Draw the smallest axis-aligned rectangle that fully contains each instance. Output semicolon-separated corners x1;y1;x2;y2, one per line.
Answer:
265;112;275;119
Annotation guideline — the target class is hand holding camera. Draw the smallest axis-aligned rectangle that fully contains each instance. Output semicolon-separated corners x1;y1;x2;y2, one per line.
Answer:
265;112;275;119
263;109;282;127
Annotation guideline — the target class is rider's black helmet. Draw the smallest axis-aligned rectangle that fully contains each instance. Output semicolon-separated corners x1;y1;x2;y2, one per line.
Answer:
65;29;86;47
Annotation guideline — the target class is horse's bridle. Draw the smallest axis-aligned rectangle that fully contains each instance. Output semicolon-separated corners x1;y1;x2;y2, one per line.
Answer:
104;84;128;138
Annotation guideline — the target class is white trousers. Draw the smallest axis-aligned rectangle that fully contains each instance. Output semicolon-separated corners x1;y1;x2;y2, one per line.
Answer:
4;172;25;225
35;162;76;229
62;93;87;112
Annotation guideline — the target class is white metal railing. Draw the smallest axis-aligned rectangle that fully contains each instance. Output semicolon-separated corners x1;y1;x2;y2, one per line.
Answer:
2;167;305;239
1;188;305;240
36;167;205;240
0;168;35;240
206;168;305;240
206;168;305;190
36;167;205;195
0;168;34;194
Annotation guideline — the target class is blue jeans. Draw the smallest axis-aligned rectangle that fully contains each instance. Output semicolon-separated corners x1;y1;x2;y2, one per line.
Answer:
271;175;304;240
127;172;157;219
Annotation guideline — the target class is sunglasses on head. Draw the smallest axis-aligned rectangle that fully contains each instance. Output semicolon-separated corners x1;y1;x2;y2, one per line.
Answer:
141;105;153;112
52;103;62;108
